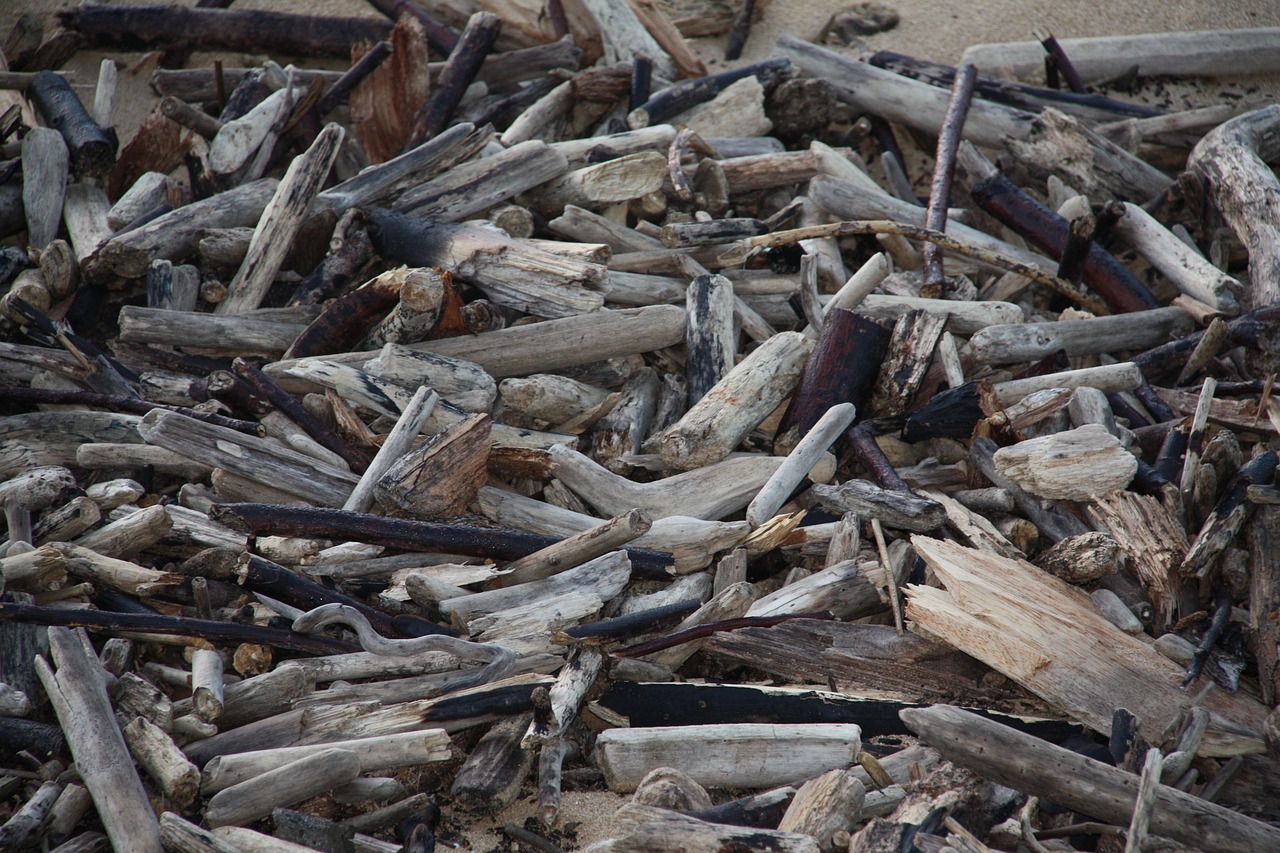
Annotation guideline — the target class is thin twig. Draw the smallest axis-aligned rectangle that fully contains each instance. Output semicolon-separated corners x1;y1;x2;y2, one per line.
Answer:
923;63;977;293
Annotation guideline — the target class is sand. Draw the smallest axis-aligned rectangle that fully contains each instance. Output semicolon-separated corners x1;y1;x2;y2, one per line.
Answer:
4;1;1279;849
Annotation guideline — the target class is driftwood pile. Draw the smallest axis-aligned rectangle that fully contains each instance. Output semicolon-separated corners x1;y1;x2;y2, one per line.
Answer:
3;3;1280;851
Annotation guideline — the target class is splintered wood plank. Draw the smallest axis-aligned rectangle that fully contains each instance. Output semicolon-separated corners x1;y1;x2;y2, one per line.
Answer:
905;536;1268;756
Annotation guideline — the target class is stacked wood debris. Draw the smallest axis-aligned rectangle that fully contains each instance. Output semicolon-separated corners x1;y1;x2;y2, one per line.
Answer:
2;3;1280;851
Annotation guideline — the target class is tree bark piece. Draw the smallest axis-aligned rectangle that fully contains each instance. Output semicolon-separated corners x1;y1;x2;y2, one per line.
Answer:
374;413;489;519
906;536;1269;756
901;704;1280;853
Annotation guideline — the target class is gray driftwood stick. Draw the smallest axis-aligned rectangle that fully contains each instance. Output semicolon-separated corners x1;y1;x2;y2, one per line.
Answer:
35;629;162;853
117;305;314;354
901;704;1280;853
219;123;344;314
497;509;652;588
747;403;857;527
1112;202;1244;313
122;716;200;808
968;307;1193;364
138;409;357;506
343;386;438;513
204;748;361;828
993;362;1143;405
392;139;568;219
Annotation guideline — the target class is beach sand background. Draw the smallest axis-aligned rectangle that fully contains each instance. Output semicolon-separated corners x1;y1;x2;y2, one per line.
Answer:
5;0;1280;849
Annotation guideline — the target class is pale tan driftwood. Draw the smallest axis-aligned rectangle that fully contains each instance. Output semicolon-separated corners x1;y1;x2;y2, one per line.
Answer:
476;485;746;573
808;480;946;533
523;151;666;214
36;629;162;853
580;0;675;78
117;305;315;354
364;344;495;413
746;559;882;620
209;87;290;174
122;716;200;808
902;704;1280;853
654;331;812;470
673;76;772;138
550;445;787;521
498;509;651;588
201;730;450;794
393;140;568;221
609;804;820;852
777;768;865;848
441;550;631;625
362;269;446;348
343;387;437;514
72;504;172;558
78;445;208;488
993;424;1138;500
993;362;1143;405
499;374;611;426
960;28;1280;81
596;724;862;791
219;123;343;314
62;183;115;265
1112;203;1244;313
107;171;169;231
906;537;1269;755
204;748;361;828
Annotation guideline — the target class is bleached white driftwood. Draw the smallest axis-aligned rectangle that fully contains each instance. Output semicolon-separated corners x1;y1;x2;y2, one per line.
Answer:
595;723;862;791
747;403;857;527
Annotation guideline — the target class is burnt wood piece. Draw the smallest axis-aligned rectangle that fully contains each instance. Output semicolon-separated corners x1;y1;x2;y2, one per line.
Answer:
25;70;116;179
0;601;358;655
408;12;501;147
628;57;791;128
868;51;1161;122
59;5;392;59
0;386;259;435
596;681;1080;741
969;171;1158;312
209;503;674;575
241;554;398;637
288;208;374;307
232;358;369;473
776;307;889;449
364;0;458;55
902;381;984;443
1132;304;1280;384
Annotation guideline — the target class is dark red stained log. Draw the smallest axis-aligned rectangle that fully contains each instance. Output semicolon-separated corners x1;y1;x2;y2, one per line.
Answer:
58;5;392;59
775;307;889;449
240;554;399;638
1132;305;1280;384
0;601;359;655
969;171;1159;313
407;12;502;148
26;71;117;179
209;503;676;576
364;0;459;55
282;271;404;359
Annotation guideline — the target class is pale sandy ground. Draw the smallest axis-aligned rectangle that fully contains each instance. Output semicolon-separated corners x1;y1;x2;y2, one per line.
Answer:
5;1;1280;850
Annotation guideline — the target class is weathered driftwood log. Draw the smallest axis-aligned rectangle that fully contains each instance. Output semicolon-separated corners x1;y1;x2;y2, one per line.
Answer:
21;128;67;251
374;413;490;519
219;123;343;315
747;403;857;528
393;140;569;220
960;27;1280;81
205;748;361;828
596;723;862;791
902;704;1280;853
370;212;605;319
968;307;1193;364
653;330;813;470
117;306;314;355
35;628;162;853
809;480;946;533
992;424;1138;500
993;361;1143;405
906;537;1269;755
85;178;278;282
